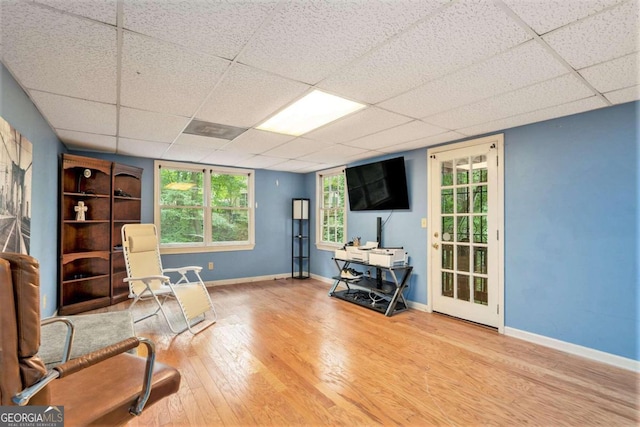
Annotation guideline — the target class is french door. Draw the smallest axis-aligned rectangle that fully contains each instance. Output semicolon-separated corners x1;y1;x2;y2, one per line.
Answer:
428;136;503;329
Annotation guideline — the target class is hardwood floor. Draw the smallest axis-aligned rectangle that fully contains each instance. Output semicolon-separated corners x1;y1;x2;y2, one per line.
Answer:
104;278;638;426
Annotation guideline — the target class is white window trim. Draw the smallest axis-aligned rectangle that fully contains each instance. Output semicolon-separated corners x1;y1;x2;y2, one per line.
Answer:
154;160;255;254
315;165;347;252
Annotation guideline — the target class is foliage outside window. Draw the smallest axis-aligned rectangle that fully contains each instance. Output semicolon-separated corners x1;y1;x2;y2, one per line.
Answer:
316;167;346;250
155;161;254;253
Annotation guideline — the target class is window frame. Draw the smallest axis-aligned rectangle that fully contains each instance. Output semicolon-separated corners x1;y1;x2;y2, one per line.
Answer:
315;166;347;251
154;160;255;254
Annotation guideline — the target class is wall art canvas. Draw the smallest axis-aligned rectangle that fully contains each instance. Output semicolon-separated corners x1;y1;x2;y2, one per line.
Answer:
0;116;32;254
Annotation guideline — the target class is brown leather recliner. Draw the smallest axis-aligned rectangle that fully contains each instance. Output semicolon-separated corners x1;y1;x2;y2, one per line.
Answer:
0;252;181;425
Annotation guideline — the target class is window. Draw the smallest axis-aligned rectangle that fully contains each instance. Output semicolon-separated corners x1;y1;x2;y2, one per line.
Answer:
154;160;255;253
316;166;346;250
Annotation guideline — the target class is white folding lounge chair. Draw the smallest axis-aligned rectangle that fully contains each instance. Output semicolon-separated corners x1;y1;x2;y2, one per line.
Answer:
121;223;216;334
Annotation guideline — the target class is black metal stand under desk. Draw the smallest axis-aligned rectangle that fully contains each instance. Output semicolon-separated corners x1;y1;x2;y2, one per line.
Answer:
329;258;413;317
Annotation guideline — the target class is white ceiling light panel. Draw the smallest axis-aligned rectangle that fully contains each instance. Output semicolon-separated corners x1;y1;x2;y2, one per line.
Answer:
257;90;366;136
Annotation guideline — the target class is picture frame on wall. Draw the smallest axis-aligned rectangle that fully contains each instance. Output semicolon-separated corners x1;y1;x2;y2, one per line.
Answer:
0;115;33;254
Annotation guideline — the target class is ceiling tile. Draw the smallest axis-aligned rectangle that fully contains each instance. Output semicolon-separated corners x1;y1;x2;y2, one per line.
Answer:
56;129;116;153
1;2;117;103
579;52;639;93
30;91;116;135
123;1;278;60
172;133;230;150
240;0;447;84
264;159;322;172
298;144;367;163
377;131;466;153
199;150;254;167
240;155;288;169
344;120;447;150
223;129;294;154
119;108;189;143
34;0;117;25
304;107;411;143
379;40;568;118
262;137;332;159
458;96;608;136
196;64;310;128
542;0;639;69
502;0;624;35
318;0;531;104
425;73;595;130
117;138;171;158
604;85;640;104
161;144;212;163
121;32;230;117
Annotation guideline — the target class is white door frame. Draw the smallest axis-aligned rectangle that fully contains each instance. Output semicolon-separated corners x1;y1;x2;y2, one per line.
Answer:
426;134;505;333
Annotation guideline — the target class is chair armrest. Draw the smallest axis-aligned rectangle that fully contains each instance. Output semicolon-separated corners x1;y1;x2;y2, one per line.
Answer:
163;266;203;274
124;275;170;283
41;317;75;364
13;337;158;416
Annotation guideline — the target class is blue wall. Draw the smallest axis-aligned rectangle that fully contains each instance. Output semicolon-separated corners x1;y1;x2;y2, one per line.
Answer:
504;102;638;360
310;101;638;361
0;63;66;317
77;151;306;282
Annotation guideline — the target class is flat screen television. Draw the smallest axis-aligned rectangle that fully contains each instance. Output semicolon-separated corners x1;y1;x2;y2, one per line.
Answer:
345;156;410;211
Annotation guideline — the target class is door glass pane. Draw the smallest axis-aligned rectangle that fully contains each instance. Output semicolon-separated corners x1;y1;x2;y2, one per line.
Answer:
442;216;454;241
473;216;487;243
442;272;454;297
456;187;469;213
472;185;488;213
457;216;469;242
456;158;469;184
474;277;488;305
457;245;469;272
442;244;453;270
457;274;470;301
441;189;454;214
473;247;487;274
472;155;487;183
441;161;453;186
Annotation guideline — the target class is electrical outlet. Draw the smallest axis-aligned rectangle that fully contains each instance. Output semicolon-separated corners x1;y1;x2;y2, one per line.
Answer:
421;218;427;228
208;262;214;270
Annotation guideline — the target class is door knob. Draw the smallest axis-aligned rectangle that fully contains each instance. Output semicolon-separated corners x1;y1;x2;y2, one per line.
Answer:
432;243;439;249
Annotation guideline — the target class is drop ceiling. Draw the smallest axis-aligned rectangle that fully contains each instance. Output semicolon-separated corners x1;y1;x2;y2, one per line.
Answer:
1;0;638;173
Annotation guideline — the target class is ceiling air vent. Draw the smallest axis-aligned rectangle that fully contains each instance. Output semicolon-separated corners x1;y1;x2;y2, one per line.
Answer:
183;119;248;140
